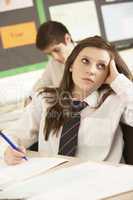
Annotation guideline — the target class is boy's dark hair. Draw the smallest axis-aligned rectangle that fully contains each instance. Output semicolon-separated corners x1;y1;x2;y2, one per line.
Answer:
36;21;71;50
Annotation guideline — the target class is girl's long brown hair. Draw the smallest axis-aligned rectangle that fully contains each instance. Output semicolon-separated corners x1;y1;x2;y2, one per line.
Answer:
39;36;133;140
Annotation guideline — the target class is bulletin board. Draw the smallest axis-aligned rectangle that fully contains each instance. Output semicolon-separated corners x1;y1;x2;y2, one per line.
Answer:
0;0;47;78
43;0;101;42
43;0;133;50
95;0;133;50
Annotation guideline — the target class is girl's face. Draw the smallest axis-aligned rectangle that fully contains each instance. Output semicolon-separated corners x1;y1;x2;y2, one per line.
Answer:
71;47;111;97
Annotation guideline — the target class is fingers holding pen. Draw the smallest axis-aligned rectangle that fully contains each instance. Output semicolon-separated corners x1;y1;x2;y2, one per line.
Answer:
4;146;27;165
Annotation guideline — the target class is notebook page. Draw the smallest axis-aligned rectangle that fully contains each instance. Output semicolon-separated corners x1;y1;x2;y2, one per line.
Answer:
1;162;133;200
27;163;133;200
0;157;67;190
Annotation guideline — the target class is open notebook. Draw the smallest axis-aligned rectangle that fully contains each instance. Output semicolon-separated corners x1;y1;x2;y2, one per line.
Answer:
1;161;133;200
0;157;67;190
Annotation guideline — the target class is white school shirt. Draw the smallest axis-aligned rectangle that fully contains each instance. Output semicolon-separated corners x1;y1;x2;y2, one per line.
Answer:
32;58;65;92
0;74;133;164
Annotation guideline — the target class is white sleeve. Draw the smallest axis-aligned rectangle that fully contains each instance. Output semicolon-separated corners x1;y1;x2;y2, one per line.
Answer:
110;74;133;126
0;94;43;158
32;59;54;93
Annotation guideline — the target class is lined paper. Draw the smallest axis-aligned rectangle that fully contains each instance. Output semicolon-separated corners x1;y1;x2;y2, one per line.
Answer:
0;157;67;190
1;162;133;199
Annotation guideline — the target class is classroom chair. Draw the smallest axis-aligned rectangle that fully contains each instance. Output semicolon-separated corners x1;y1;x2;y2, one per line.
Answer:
121;123;133;165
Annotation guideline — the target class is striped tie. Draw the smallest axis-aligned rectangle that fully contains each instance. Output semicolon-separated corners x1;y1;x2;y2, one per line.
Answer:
58;101;88;156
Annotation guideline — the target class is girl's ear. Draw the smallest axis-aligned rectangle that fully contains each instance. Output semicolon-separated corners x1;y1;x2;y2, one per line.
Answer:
69;67;72;72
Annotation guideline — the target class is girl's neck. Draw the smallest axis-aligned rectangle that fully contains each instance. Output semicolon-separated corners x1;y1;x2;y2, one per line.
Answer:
72;88;91;101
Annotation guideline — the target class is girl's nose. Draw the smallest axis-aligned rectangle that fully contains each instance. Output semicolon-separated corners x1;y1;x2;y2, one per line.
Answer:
86;64;96;75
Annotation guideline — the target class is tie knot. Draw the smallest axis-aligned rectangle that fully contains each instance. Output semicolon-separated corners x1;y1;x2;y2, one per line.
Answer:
72;100;88;112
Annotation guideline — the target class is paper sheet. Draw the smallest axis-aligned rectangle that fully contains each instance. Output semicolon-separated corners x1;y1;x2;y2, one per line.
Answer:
1;22;36;49
49;1;101;41
1;162;133;200
0;0;33;12
0;157;67;190
101;2;133;42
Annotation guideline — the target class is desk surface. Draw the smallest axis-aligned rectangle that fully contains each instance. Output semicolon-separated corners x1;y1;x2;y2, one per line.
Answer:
27;151;133;200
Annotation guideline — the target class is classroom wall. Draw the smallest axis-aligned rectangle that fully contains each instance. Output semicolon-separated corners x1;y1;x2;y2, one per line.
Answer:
0;69;44;105
0;0;46;105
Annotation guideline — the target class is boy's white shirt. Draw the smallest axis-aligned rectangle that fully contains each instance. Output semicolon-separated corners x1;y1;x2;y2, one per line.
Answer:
32;58;65;92
0;74;133;163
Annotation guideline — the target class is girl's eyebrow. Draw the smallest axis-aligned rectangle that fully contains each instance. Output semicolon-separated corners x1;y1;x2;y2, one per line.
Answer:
97;59;108;65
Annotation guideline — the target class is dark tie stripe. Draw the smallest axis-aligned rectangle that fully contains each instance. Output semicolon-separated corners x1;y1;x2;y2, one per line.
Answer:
58;101;88;156
59;125;79;154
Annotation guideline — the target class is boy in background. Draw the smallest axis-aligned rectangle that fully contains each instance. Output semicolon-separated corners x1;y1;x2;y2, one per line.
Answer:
32;20;75;93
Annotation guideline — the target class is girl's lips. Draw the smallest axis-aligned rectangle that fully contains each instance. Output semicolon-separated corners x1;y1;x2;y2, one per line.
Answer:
82;78;94;83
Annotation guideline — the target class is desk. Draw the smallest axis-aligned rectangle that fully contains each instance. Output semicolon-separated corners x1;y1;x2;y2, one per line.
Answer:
27;151;133;200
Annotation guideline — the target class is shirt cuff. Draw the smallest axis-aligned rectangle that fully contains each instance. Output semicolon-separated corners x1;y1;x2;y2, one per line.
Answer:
110;74;133;95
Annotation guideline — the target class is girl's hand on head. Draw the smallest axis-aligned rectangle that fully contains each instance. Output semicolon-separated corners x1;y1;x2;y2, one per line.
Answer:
105;59;119;85
4;146;27;165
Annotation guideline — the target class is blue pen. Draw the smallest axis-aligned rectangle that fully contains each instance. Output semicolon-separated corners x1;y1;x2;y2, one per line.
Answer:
0;131;28;161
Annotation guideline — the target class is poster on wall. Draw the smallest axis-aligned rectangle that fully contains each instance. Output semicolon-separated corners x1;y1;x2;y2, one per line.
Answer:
49;1;101;41
1;22;37;49
0;0;33;12
0;0;46;74
43;0;101;42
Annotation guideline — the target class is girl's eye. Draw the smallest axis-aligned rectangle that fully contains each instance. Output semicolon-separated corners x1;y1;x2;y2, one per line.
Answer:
97;63;106;70
81;58;90;64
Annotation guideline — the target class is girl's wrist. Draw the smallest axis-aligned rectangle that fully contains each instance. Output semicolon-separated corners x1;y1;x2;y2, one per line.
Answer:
109;73;119;85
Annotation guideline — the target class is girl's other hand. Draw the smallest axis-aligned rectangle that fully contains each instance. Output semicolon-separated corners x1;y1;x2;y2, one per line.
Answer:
105;60;119;85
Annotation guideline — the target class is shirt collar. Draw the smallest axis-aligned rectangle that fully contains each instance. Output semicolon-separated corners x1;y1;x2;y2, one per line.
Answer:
84;91;99;107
